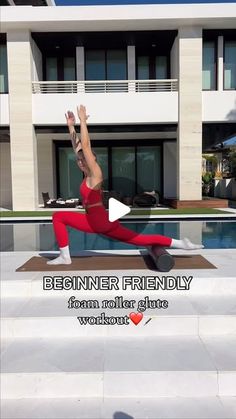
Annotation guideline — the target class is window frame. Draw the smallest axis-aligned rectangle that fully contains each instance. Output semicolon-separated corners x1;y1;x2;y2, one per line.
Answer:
43;55;76;81
55;139;164;198
136;48;170;80
85;48;128;81
223;38;236;91
202;39;217;91
0;36;8;94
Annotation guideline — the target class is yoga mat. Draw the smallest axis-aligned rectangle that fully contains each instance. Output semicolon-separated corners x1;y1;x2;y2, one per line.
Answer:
16;254;216;272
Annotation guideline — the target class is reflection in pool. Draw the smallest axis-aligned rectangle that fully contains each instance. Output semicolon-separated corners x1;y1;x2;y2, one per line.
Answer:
1;220;236;251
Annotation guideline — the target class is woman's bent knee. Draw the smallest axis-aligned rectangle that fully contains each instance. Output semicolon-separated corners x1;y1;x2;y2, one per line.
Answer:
52;211;66;222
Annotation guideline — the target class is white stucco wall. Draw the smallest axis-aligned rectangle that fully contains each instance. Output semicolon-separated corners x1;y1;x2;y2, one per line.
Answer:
32;92;178;125
1;4;236;32
203;91;236;122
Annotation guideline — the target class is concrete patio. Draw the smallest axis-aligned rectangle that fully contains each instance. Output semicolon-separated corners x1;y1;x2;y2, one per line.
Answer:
1;248;236;418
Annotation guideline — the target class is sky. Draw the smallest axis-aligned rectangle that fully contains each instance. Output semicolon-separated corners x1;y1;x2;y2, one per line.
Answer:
55;0;236;5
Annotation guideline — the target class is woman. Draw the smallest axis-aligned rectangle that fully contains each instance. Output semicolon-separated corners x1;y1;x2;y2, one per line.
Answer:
48;105;203;265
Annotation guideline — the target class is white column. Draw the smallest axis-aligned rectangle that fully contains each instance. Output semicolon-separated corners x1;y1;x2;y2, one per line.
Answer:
177;27;202;201
7;30;39;210
76;46;85;92
217;36;224;91
127;45;136;92
127;45;136;79
76;46;85;80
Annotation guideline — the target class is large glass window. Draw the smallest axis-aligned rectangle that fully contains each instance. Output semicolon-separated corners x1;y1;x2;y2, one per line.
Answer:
224;41;236;89
137;56;149;79
155;56;167;79
93;147;109;190
137;54;168;79
64;57;76;81
112;147;136;196
58;147;108;199
107;50;126;80
85;49;126;80
0;45;8;93
45;57;75;81
46;57;58;81
202;42;216;90
85;50;106;80
58;148;83;199
57;144;162;199
137;146;161;193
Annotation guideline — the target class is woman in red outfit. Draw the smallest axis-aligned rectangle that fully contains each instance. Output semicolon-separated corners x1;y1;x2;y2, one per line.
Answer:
48;105;203;265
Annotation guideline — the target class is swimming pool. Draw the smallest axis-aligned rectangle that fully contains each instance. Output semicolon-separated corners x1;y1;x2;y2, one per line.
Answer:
1;220;236;251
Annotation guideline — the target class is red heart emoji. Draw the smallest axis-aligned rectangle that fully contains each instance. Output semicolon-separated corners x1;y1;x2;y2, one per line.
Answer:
129;312;143;325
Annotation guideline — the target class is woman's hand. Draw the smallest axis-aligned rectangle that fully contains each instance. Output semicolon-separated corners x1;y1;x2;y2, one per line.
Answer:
65;111;76;127
77;105;90;123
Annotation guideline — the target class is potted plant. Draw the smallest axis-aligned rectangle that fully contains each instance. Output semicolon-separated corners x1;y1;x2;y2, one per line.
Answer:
202;172;214;196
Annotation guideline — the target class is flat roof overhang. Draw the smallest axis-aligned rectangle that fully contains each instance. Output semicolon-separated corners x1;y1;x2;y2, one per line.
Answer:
0;3;236;31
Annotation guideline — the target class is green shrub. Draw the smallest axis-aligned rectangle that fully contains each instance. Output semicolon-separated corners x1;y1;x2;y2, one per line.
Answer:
202;172;214;184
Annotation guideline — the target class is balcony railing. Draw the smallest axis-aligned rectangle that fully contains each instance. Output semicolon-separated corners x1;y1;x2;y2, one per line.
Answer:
32;79;178;94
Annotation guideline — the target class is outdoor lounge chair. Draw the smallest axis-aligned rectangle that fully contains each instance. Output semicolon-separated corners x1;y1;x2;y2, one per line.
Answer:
133;191;161;207
42;192;79;208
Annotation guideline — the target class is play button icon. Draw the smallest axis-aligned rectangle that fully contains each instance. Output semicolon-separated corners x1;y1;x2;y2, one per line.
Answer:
108;198;131;222
84;175;153;236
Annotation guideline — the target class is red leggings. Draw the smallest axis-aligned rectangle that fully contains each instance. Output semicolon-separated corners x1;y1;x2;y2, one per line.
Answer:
52;207;172;248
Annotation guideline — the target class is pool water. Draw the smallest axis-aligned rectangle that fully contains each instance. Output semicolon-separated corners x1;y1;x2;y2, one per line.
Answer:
1;220;236;251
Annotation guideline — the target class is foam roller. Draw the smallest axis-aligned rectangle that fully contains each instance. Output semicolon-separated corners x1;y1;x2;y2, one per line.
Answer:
147;245;175;272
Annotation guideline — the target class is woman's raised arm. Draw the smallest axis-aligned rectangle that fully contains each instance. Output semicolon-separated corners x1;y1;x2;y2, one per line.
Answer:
77;105;102;178
65;111;82;155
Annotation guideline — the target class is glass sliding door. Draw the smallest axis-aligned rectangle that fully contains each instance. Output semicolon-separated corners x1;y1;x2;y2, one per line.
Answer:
137;56;149;79
57;144;162;200
155;56;167;79
58;148;83;199
112;147;135;197
93;147;109;190
58;147;108;198
107;50;126;80
137;54;168;79
85;49;126;80
137;146;161;193
46;57;58;81
203;41;216;90
64;57;75;81
46;57;75;82
85;50;106;80
224;41;236;89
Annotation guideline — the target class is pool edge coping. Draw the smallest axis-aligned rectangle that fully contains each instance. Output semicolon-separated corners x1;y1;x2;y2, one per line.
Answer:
1;213;236;222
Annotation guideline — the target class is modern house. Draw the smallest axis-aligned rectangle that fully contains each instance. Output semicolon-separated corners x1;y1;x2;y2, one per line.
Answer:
0;0;236;210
